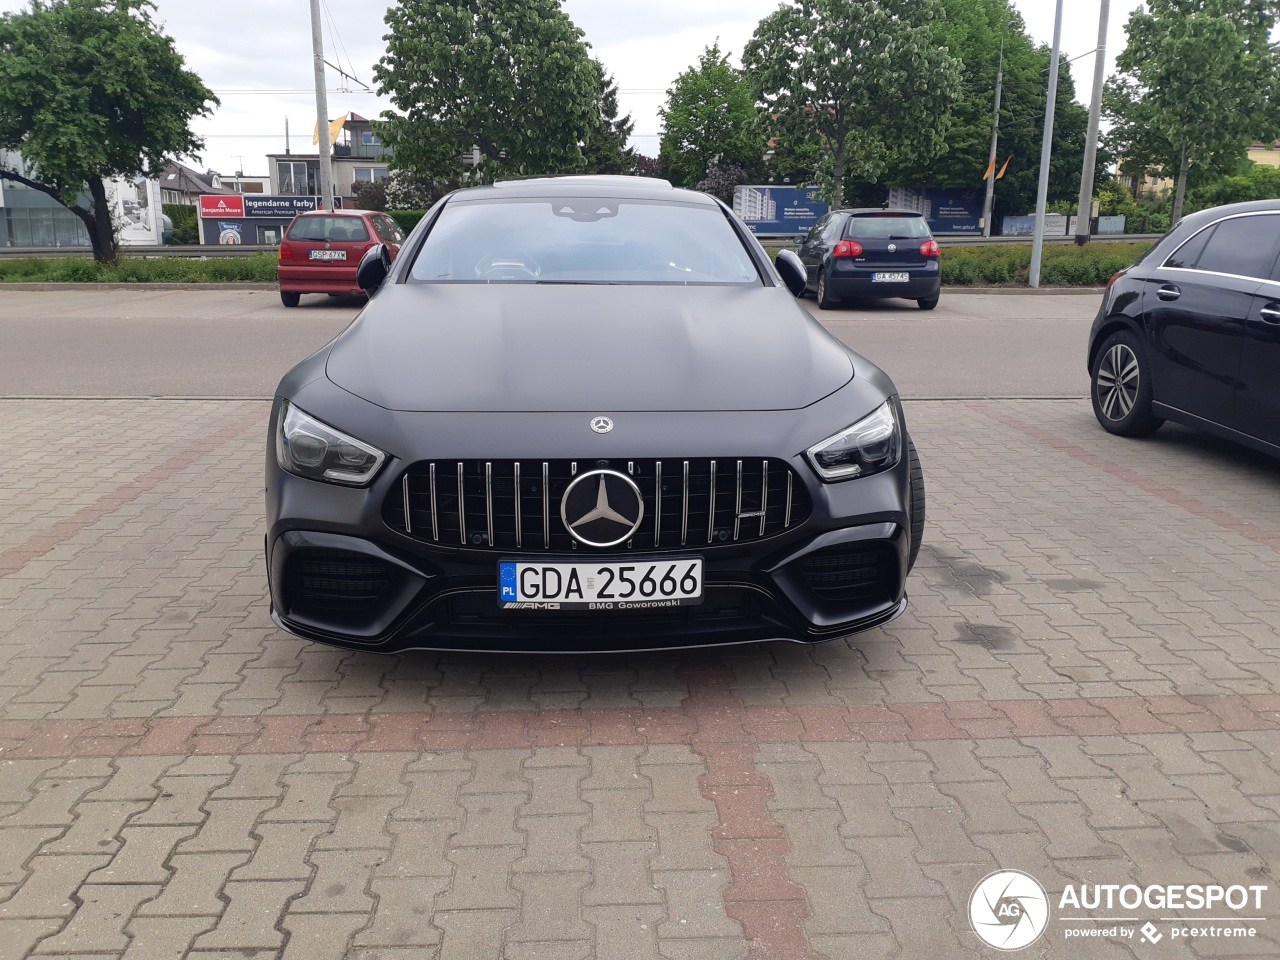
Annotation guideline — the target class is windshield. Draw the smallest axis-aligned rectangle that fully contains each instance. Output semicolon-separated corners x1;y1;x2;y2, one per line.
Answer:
843;216;931;240
410;197;760;284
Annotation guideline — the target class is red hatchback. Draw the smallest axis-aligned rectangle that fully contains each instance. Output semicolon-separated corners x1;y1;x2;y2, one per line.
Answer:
277;210;405;307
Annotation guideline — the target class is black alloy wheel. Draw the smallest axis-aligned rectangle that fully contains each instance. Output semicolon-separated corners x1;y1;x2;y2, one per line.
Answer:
1091;329;1163;436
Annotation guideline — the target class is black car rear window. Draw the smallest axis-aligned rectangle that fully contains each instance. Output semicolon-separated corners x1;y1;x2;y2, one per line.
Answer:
409;198;760;285
287;216;370;242
843;216;931;240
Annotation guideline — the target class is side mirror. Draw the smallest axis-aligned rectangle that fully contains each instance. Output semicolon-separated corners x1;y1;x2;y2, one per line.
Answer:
357;243;392;294
774;249;807;298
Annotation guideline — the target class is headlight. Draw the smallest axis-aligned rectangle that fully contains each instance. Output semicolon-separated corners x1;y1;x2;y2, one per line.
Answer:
276;402;387;486
806;400;901;481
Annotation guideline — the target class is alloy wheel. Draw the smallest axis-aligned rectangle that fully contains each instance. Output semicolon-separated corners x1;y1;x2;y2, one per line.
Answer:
1096;343;1140;420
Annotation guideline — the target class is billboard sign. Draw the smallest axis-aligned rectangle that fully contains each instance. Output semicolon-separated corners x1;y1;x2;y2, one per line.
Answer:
887;186;984;234
1002;213;1069;237
244;196;320;218
733;185;829;236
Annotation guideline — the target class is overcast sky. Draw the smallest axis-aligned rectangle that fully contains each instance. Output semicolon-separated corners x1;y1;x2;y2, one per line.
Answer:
0;0;1144;177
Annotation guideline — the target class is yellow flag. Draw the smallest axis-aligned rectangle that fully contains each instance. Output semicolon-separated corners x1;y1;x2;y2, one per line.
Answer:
312;115;347;145
982;157;997;181
996;156;1011;180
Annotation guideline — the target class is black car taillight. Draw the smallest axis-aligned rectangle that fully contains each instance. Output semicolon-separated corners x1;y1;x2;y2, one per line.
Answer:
1106;271;1122;289
919;239;940;257
833;240;864;258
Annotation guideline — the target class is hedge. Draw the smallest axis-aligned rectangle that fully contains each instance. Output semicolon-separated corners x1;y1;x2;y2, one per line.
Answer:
387;209;426;233
0;253;280;283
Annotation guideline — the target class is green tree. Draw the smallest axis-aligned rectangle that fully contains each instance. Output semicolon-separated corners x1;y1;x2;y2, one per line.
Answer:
890;1;1100;225
1185;159;1280;211
374;0;598;183
578;61;636;175
743;0;964;205
1104;0;1280;224
658;43;762;188
0;0;217;262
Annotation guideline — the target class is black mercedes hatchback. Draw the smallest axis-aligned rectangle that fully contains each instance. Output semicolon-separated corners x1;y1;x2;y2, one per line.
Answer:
1087;199;1280;458
796;209;942;310
265;176;925;654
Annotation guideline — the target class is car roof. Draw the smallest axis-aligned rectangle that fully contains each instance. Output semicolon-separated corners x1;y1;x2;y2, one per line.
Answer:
295;208;378;217
449;175;712;205
1172;198;1280;233
838;208;926;217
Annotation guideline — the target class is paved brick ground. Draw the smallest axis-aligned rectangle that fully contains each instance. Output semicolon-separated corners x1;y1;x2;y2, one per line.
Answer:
1;397;1278;959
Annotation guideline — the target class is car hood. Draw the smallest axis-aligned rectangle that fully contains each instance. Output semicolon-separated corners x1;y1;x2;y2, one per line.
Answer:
324;283;855;412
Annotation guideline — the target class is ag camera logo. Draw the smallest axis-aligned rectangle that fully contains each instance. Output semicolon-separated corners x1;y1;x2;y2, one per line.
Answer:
970;870;1050;950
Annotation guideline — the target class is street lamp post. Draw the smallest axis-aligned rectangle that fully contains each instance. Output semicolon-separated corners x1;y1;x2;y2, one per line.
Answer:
981;22;1017;239
1029;0;1065;289
1074;0;1111;245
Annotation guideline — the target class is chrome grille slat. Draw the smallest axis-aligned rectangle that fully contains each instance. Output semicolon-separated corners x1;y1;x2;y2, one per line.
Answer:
485;462;494;547
681;460;689;546
733;459;743;541
456;462;466;545
514;462;522;549
389;458;810;552
429;463;438;540
707;460;717;544
542;462;550;548
759;460;769;538
654;461;662;547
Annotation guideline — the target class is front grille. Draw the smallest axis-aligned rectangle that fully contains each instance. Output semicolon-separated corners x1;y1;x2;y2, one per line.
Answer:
286;550;390;613
796;543;895;605
383;458;811;552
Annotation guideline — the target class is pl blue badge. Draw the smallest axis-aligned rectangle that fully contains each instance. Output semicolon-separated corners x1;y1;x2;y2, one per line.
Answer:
218;222;243;244
970;870;1049;950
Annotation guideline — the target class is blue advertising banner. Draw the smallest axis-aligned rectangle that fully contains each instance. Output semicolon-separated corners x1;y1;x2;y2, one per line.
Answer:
732;185;829;236
244;196;320;218
887;186;984;234
923;188;984;234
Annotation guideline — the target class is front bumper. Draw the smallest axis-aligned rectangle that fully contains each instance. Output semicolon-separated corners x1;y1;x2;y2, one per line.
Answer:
264;388;916;654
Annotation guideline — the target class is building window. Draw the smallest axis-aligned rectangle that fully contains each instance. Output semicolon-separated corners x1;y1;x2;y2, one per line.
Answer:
361;130;381;146
354;167;390;183
278;161;311;195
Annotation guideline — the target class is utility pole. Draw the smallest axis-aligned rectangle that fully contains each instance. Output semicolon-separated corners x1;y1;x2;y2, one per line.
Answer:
309;0;334;210
1074;0;1110;246
1029;0;1065;289
982;22;1017;239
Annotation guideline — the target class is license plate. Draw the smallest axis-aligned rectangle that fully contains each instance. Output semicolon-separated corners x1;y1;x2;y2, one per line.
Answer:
498;558;703;610
872;272;909;282
308;249;347;260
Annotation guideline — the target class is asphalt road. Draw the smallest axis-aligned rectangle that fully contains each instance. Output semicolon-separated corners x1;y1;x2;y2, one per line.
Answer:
0;287;1099;399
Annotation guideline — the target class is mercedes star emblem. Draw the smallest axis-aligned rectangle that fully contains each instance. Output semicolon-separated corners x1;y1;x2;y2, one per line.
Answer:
560;469;644;547
887;243;897;253
590;416;614;434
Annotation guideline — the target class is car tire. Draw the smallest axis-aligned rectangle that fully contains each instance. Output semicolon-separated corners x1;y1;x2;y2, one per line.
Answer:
280;291;301;308
1091;329;1163;437
917;296;939;311
906;437;925;573
817;271;839;310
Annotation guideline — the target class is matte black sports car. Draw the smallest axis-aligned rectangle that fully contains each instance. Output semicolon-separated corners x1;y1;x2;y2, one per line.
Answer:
1088;199;1280;457
265;176;925;653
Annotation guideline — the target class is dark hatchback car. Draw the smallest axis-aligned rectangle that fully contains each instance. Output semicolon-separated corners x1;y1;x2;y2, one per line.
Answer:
796;209;942;310
265;176;926;654
1088;199;1280;457
277;209;405;307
